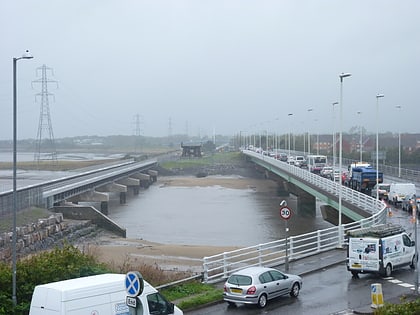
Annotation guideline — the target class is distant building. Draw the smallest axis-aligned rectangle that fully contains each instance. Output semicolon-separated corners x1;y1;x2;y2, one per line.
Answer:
181;142;202;157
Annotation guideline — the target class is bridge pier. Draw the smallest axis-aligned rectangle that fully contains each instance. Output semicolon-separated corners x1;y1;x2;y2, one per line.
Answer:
117;177;140;196
120;192;126;204
131;173;151;188
148;170;158;182
278;181;316;217
101;201;108;215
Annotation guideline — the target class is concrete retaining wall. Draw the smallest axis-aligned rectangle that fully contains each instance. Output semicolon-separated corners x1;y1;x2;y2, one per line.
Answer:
54;205;126;238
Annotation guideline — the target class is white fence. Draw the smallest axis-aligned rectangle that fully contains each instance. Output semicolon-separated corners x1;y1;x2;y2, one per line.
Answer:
202;150;387;283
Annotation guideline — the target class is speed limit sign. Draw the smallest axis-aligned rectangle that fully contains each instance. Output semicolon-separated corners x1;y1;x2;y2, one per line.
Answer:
280;206;292;220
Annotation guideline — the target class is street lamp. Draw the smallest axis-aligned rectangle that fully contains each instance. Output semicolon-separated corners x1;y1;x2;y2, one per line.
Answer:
376;94;384;200
307;108;313;155
332;102;338;171
12;50;33;306
357;111;363;163
288;113;293;156
339;72;351;247
395;105;402;177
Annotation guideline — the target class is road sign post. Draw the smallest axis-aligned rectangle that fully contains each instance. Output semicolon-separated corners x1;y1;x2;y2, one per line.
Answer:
280;201;292;272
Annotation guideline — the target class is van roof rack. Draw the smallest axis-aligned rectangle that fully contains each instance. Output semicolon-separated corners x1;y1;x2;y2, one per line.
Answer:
346;223;405;238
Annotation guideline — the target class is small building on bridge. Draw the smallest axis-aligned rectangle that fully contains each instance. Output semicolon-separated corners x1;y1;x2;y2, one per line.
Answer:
181;142;202;158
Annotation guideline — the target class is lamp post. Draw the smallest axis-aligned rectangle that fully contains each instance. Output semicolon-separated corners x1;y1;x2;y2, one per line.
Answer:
339;72;351;247
357;111;363;162
314;119;319;155
307;108;313;155
376;94;384;200
288;113;293;156
12;50;34;306
395;105;402;177
332;102;338;171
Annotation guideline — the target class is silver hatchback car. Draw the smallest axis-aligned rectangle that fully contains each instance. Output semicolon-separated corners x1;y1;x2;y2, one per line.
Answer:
223;266;302;308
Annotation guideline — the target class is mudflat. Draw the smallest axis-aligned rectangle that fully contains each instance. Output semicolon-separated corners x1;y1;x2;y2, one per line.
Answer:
88;175;277;272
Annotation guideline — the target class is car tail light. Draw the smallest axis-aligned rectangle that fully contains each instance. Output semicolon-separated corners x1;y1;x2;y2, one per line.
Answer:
247;286;257;295
224;285;227;292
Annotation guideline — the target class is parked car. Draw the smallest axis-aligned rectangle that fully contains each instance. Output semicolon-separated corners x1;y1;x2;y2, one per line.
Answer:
371;183;391;201
223;266;302;308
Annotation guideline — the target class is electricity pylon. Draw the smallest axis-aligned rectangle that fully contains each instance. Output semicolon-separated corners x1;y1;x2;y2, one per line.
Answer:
32;64;58;166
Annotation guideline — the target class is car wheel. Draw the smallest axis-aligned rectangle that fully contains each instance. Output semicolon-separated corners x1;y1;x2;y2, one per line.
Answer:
384;264;392;277
351;271;359;278
290;282;300;297
257;294;267;308
227;301;236;307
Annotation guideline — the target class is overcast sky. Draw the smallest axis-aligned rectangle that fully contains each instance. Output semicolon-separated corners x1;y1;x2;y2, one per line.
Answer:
1;1;419;140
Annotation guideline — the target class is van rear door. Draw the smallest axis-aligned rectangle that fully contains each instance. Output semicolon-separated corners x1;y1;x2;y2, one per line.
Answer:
348;237;380;272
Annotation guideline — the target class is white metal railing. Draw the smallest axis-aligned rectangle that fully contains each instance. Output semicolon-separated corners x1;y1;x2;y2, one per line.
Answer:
202;150;387;283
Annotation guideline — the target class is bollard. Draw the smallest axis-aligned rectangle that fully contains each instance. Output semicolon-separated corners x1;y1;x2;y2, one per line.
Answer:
371;283;384;308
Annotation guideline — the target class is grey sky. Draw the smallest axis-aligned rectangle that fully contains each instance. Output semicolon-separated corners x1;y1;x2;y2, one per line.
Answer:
1;1;419;140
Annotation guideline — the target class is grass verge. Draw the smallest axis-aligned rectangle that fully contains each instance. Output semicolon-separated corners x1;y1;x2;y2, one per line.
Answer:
160;281;223;311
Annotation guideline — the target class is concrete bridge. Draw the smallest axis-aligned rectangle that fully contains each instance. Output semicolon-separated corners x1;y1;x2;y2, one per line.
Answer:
243;150;384;225
0;159;159;217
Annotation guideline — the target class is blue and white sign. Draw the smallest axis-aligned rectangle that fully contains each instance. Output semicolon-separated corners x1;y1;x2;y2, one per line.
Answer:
125;271;144;297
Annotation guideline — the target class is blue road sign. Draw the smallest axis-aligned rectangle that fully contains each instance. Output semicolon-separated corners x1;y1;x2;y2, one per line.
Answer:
125;271;144;297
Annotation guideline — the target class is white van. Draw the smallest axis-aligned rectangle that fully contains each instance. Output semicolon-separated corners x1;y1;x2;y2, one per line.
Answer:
29;273;183;315
388;183;416;205
346;224;417;277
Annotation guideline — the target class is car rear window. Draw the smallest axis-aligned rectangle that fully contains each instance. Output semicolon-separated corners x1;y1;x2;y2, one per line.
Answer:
228;275;252;286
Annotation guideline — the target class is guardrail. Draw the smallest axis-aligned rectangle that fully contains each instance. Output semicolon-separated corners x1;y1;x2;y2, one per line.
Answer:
202;150;387;283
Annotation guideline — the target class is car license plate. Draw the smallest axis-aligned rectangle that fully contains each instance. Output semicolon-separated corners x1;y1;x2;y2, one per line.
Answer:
352;263;361;268
231;288;242;294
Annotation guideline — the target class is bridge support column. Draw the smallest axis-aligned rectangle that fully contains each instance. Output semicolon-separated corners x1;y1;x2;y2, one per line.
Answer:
100;201;108;215
296;192;316;217
285;182;316;217
120;192;126;204
148;170;158;182
276;180;290;197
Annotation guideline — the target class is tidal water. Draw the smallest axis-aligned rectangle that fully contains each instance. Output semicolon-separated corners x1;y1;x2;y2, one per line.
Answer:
106;177;334;247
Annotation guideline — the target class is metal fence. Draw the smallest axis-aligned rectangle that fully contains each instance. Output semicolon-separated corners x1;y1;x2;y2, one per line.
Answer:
202;150;388;283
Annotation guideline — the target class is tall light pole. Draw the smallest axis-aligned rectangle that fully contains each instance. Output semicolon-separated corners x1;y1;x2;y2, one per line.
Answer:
314;119;319;155
376;94;384;200
307;108;313;155
339;72;351;247
12;50;34;306
288;113;293;156
357;111;363;162
332;102;338;170
396;105;402;177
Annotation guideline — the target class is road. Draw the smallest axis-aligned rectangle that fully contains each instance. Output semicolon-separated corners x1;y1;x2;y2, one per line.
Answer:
187;262;418;315
185;203;420;315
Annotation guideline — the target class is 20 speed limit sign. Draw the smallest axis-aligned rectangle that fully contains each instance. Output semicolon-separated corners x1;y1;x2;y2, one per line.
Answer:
279;206;292;220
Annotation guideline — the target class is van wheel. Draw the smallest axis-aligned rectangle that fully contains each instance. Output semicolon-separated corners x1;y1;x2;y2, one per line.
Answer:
384;264;392;277
351;271;359;278
257;294;267;308
410;255;418;269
